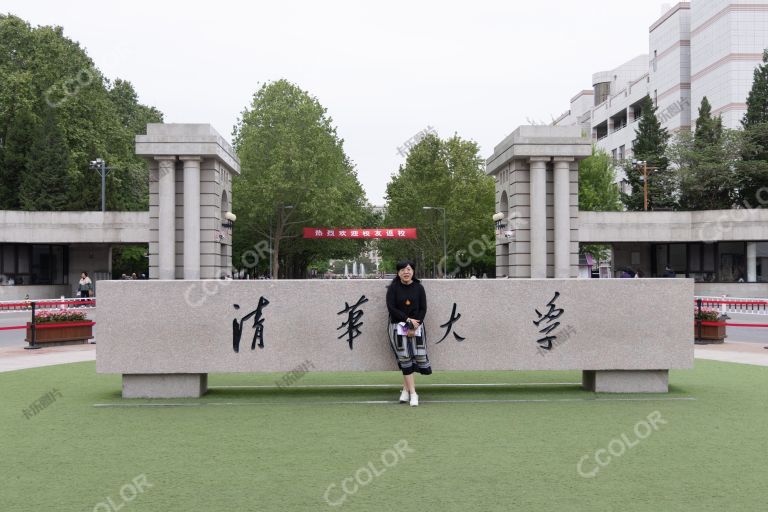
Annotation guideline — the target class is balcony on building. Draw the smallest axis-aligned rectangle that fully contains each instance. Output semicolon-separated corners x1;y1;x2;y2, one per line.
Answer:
610;110;628;133
594;120;608;141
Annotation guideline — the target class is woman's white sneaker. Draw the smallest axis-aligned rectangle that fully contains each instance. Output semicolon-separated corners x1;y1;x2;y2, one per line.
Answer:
409;393;419;407
399;388;410;403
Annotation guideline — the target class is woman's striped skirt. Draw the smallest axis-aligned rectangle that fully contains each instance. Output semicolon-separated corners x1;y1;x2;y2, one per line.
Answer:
387;322;432;375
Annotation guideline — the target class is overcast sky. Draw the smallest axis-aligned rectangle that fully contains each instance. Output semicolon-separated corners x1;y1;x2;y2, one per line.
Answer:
5;0;673;204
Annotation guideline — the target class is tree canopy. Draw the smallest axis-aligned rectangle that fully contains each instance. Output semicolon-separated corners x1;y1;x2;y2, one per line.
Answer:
578;146;621;212
668;97;739;210
0;14;162;211
232;79;371;278
381;134;495;278
622;96;676;211
734;50;768;207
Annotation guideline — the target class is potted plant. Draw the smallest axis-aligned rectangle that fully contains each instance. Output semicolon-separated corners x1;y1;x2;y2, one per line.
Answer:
26;309;94;346
694;307;727;344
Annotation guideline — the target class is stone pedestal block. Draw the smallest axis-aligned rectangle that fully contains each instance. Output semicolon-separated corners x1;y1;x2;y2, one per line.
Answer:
123;373;208;398
582;370;669;393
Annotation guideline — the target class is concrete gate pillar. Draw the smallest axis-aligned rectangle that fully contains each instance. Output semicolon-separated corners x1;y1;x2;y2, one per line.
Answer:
136;124;241;280
181;156;202;280
486;126;590;279
156;156;177;280
529;157;549;279
554;157;573;278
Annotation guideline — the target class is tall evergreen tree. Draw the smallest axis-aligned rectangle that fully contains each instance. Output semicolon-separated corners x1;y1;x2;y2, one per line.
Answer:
622;95;676;210
742;49;768;128
694;96;723;148
735;49;768;206
19;108;69;210
0;107;38;209
674;97;734;210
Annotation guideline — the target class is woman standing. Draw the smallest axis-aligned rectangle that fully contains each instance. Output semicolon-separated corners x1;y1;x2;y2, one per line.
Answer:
77;272;93;299
386;260;430;406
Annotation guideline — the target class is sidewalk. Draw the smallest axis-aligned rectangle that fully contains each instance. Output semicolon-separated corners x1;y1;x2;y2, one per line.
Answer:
0;344;95;373
693;340;768;366
0;341;766;373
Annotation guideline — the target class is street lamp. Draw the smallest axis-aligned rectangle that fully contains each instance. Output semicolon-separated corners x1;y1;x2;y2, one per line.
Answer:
492;212;514;239
423;206;447;278
222;211;237;229
632;159;659;211
88;158;111;213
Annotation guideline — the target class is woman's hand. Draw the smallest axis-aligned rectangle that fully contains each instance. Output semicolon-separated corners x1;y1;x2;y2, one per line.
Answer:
408;318;421;328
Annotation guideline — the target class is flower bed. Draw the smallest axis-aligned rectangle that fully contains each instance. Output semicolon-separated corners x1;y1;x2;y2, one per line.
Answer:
26;309;93;345
694;307;726;343
34;310;88;323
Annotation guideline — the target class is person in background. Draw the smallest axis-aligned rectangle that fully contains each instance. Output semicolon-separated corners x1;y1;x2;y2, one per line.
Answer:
620;268;636;278
77;272;93;299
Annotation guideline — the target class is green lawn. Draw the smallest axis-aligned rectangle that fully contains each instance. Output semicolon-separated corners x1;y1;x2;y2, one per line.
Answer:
1;361;766;511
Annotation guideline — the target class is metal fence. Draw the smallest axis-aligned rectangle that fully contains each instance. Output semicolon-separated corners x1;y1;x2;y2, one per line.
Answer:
695;296;768;316
0;297;95;312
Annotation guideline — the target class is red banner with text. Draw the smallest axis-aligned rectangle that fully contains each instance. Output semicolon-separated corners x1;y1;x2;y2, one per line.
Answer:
303;228;417;239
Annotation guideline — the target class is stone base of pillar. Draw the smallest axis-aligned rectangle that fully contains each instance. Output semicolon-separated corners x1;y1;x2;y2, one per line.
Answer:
122;373;208;398
582;370;668;393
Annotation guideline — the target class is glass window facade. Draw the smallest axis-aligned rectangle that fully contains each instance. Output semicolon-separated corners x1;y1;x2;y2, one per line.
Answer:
757;242;768;283
651;242;749;282
0;244;69;285
718;242;746;282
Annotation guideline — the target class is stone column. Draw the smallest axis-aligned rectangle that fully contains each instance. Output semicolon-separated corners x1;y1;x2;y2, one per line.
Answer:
181;156;202;280
747;242;757;283
156;157;177;280
554;158;573;278
529;157;549;278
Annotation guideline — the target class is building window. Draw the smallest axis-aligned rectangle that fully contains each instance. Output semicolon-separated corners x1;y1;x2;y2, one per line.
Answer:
757;242;768;282
719;242;746;282
0;244;69;286
652;50;657;72
653;90;658;107
689;244;701;272
612;149;617;161
669;244;686;271
619;145;625;160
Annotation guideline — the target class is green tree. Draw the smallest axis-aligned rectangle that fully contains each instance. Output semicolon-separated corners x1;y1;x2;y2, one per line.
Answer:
19;108;69;210
232;79;369;278
111;245;149;279
578;147;621;211
742;49;768;128
0;106;38;209
735;49;768;206
672;97;738;210
622;96;676;211
0;14;163;212
382;134;495;278
577;147;620;263
694;97;723;149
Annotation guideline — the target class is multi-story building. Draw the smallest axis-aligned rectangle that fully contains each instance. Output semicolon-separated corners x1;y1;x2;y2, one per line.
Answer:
691;0;768;127
556;0;768;161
